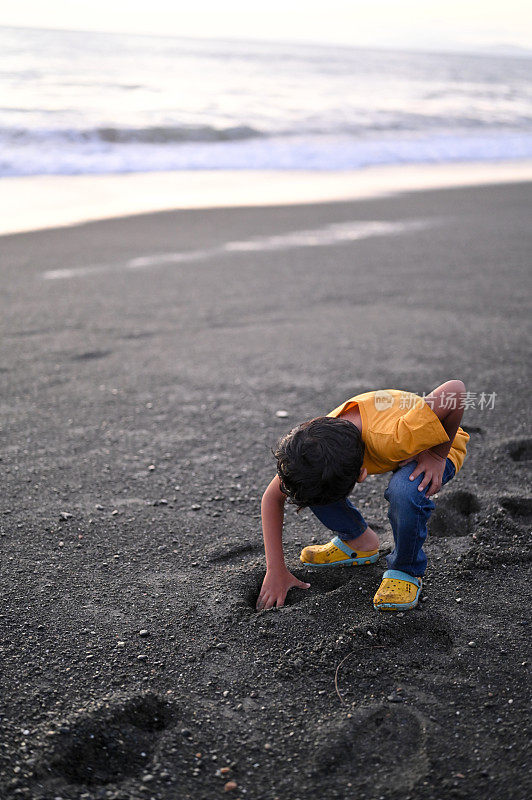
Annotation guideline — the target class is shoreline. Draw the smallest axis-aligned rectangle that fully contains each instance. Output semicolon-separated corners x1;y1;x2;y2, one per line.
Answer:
1;159;531;236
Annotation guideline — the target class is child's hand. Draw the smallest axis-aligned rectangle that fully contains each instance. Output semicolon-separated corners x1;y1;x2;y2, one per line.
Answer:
256;568;310;610
398;449;446;497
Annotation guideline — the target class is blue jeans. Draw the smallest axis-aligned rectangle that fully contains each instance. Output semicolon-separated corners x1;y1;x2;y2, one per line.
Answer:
309;457;456;577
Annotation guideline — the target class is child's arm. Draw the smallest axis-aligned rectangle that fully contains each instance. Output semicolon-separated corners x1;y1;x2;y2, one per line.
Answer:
425;379;466;458
256;476;310;610
399;379;466;496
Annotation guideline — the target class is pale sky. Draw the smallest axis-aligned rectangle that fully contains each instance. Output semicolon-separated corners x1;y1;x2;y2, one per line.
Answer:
1;0;532;52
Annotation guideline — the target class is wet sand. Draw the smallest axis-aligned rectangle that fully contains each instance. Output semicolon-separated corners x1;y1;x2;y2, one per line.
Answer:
2;160;531;235
1;181;531;799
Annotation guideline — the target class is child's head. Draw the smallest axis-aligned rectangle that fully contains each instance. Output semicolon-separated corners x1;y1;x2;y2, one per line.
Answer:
273;416;365;508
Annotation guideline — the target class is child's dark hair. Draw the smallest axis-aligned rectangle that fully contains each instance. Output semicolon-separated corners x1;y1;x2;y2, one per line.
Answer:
273;416;364;509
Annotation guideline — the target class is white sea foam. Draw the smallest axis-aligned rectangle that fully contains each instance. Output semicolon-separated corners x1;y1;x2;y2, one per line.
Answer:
220;220;428;253
43;265;112;280
43;219;433;280
4;131;532;176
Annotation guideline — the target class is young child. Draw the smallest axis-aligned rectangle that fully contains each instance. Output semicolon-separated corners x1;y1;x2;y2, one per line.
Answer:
256;380;469;612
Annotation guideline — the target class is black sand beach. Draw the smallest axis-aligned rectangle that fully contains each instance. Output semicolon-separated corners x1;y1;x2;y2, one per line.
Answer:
1;182;531;799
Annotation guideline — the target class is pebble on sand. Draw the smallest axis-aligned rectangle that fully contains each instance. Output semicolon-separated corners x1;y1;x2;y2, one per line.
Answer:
275;410;289;418
387;694;403;703
224;781;238;792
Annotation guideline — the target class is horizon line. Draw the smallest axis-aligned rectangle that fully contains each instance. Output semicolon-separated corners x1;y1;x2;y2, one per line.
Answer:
1;21;531;60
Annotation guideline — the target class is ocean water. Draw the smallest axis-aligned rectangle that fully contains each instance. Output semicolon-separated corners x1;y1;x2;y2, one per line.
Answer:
1;25;531;176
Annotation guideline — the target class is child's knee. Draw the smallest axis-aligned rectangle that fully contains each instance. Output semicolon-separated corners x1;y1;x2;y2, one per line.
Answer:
386;467;432;508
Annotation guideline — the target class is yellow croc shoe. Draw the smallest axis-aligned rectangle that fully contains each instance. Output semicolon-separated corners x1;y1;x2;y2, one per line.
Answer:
300;535;379;568
373;569;422;611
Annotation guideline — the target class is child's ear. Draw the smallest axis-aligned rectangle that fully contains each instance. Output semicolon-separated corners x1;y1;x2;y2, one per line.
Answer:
357;467;368;483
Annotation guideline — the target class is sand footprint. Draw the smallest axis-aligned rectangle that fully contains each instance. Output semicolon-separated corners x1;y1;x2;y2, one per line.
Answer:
70;349;112;361
40;693;173;787
308;704;429;792
207;542;264;565
429;489;481;538
462;425;484;435
505;438;532;464
499;496;532;524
